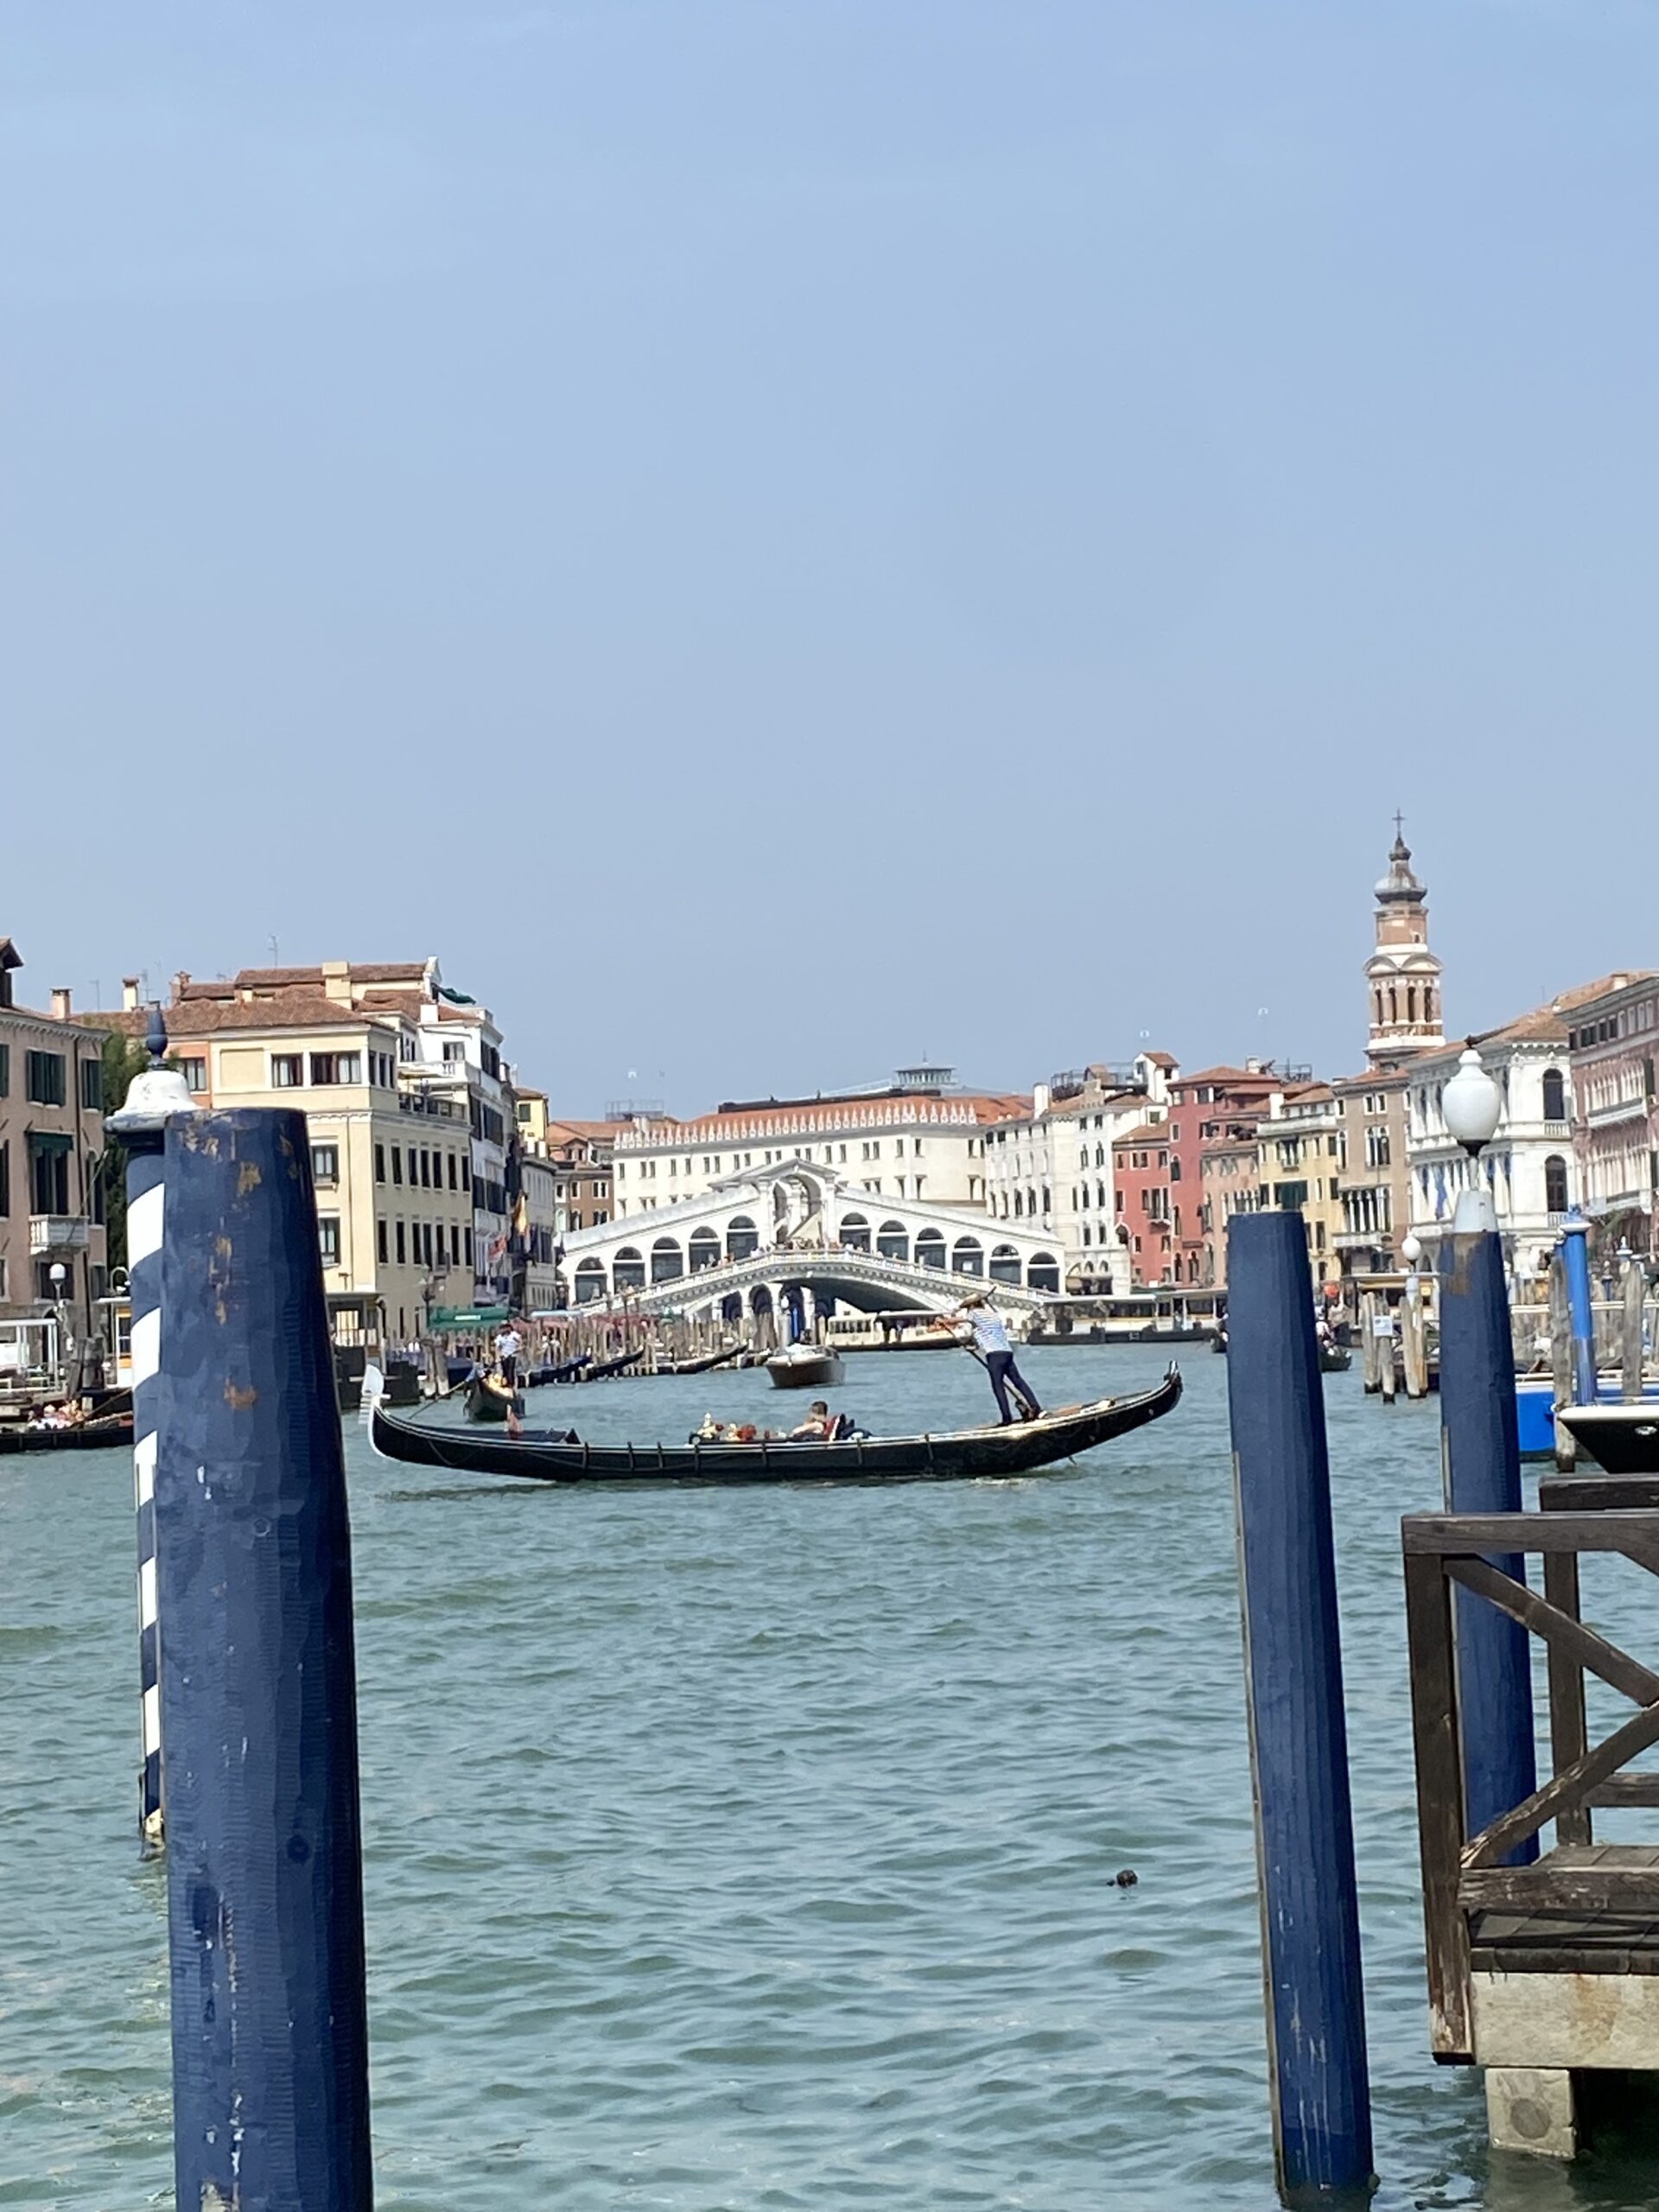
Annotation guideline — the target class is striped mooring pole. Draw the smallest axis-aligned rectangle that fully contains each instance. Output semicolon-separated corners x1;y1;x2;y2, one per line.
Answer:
105;1005;195;1844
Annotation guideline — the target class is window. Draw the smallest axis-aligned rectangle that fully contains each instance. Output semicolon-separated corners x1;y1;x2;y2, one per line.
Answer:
311;1143;340;1187
79;1058;103;1109
318;1215;340;1265
395;1220;407;1265
465;1228;474;1265
179;1058;207;1095
1544;1154;1570;1213
271;1053;302;1087
1541;1067;1566;1122
391;1147;404;1185
25;1051;65;1106
1365;1127;1391;1169
377;1220;388;1264
308;1052;361;1086
461;1157;471;1192
420;1148;431;1188
29;1138;70;1214
0;1141;7;1215
448;1154;458;1190
442;1041;464;1063
0;1044;8;1096
375;1142;386;1184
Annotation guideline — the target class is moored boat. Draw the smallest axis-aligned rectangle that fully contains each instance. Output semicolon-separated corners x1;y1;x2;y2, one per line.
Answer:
1556;1401;1659;1476
766;1345;846;1390
371;1365;1183;1484
0;1411;135;1455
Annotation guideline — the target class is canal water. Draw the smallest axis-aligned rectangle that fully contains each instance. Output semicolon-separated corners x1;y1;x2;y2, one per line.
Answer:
5;1347;1659;2209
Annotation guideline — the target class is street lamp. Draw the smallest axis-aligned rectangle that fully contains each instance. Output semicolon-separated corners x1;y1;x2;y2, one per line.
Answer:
1400;1232;1423;1269
1441;1043;1502;1234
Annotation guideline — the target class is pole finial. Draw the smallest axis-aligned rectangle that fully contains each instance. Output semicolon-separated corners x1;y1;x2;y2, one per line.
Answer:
145;1001;168;1065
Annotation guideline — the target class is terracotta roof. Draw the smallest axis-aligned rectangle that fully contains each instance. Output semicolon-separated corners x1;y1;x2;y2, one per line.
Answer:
629;1090;1029;1142
84;990;406;1039
543;1118;618;1141
1113;1121;1171;1147
1141;1050;1179;1069
1410;975;1659;1063
1172;1065;1282;1090
184;962;429;995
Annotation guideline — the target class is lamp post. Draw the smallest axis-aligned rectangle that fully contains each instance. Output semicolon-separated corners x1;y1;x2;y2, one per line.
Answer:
48;1261;69;1391
1440;1042;1503;1236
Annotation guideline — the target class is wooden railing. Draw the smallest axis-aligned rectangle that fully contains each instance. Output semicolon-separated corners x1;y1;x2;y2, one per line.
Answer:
1403;1507;1659;2062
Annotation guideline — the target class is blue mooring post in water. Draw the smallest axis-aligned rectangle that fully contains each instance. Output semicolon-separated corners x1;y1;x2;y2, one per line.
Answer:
156;1109;372;2209
1560;1212;1598;1411
1439;1230;1538;1858
1226;1211;1373;2202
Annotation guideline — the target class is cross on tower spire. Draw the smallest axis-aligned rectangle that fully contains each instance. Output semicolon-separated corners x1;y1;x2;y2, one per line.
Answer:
1393;809;1405;842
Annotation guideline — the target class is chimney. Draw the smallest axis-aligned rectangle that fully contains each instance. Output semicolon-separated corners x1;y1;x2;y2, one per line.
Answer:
122;977;141;1013
1033;1083;1051;1118
50;987;72;1021
321;960;353;1006
172;971;191;1003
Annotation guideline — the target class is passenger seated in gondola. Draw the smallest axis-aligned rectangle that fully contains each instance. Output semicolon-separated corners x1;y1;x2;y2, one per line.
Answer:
787;1399;837;1440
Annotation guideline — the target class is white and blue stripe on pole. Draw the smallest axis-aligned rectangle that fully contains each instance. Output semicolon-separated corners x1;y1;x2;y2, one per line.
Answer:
106;1005;196;1844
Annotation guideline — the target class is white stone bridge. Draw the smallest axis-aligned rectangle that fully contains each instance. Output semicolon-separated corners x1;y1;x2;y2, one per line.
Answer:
552;1160;1064;1319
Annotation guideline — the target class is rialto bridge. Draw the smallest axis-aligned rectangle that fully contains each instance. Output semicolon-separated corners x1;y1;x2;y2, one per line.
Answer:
551;1160;1065;1320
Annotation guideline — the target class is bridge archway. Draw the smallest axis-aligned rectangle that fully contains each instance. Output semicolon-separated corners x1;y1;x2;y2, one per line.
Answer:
989;1243;1021;1284
689;1229;721;1273
575;1257;606;1303
613;1247;645;1293
877;1219;907;1262
727;1216;759;1261
840;1211;871;1252
651;1237;683;1283
952;1235;984;1276
915;1228;945;1270
1028;1252;1060;1293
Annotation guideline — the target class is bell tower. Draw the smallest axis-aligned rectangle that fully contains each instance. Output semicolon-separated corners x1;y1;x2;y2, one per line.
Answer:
1365;819;1446;1069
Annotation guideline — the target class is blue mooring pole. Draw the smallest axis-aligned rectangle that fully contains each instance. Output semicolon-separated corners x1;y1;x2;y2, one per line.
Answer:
1560;1212;1598;1410
1439;1230;1538;1858
156;1109;372;2209
1226;1211;1373;2202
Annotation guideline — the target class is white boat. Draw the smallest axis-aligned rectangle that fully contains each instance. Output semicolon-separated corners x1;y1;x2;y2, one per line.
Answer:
766;1345;847;1390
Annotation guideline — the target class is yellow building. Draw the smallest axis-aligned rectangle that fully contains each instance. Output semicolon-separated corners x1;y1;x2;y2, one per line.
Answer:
89;967;482;1344
0;946;109;1327
1254;1082;1347;1298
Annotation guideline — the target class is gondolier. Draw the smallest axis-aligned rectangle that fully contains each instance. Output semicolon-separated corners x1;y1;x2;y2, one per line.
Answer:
940;1291;1043;1425
493;1321;522;1388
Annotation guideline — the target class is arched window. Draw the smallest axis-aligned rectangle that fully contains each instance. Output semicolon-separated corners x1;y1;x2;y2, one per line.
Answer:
689;1229;721;1272
651;1236;684;1282
613;1247;645;1292
1013;1190;1024;1217
1080;1223;1091;1247
1027;1252;1060;1293
951;1236;984;1275
575;1257;606;1304
990;1243;1021;1282
840;1211;871;1252
726;1216;759;1261
876;1220;908;1262
1541;1067;1566;1122
1094;1143;1105;1168
915;1229;946;1270
1544;1154;1569;1214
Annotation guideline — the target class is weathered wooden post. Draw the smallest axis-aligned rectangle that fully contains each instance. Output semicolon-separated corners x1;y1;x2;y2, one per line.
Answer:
1620;1245;1645;1402
1439;1230;1537;1859
1226;1211;1374;2200
105;1004;196;1844
156;1109;372;2209
1358;1290;1380;1393
1559;1213;1597;1411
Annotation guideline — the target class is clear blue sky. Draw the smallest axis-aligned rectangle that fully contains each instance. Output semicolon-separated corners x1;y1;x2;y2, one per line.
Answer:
6;1;1655;1112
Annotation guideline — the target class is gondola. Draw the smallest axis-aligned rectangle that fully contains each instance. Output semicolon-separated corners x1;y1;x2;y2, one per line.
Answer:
662;1344;745;1377
581;1349;645;1382
524;1355;591;1387
0;1412;135;1455
372;1365;1182;1484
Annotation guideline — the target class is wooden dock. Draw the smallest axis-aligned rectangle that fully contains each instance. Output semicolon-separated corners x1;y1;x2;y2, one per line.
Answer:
1404;1490;1659;2156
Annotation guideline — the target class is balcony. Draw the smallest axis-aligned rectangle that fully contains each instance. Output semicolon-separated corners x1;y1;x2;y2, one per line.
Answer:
29;1216;91;1255
1334;1230;1390;1252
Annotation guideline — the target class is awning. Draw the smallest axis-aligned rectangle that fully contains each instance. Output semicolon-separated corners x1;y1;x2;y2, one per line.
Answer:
28;1130;74;1155
430;1304;510;1327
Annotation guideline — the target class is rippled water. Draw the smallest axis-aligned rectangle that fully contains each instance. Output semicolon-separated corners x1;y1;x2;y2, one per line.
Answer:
6;1347;1659;2208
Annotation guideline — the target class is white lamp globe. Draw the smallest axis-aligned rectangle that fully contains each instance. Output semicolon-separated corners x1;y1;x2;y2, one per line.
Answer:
1441;1045;1502;1154
1401;1232;1423;1267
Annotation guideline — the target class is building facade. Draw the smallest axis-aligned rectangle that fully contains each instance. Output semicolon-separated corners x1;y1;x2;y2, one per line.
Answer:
1567;972;1659;1261
1331;1069;1410;1287
0;948;108;1327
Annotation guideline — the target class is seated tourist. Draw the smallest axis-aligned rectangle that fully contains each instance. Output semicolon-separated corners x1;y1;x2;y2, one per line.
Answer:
787;1400;837;1441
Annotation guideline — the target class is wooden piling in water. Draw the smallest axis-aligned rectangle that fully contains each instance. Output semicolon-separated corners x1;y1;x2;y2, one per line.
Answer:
1402;1280;1428;1401
1621;1255;1645;1403
1548;1254;1577;1471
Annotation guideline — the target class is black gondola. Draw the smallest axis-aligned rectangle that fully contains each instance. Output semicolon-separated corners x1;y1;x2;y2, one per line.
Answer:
372;1366;1182;1484
463;1376;517;1423
0;1413;135;1455
580;1349;645;1382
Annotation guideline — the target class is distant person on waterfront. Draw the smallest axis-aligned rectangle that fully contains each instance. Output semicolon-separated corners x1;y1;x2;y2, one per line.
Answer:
940;1292;1043;1426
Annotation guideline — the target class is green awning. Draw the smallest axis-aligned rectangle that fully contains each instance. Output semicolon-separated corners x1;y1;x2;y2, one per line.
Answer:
29;1130;74;1155
430;1304;510;1327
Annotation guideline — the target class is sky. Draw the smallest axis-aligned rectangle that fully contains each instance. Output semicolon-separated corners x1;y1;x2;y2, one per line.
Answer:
5;0;1657;1114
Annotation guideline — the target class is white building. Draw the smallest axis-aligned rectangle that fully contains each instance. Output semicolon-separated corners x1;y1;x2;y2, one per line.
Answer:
982;1053;1176;1296
1405;984;1620;1281
612;1068;1026;1222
